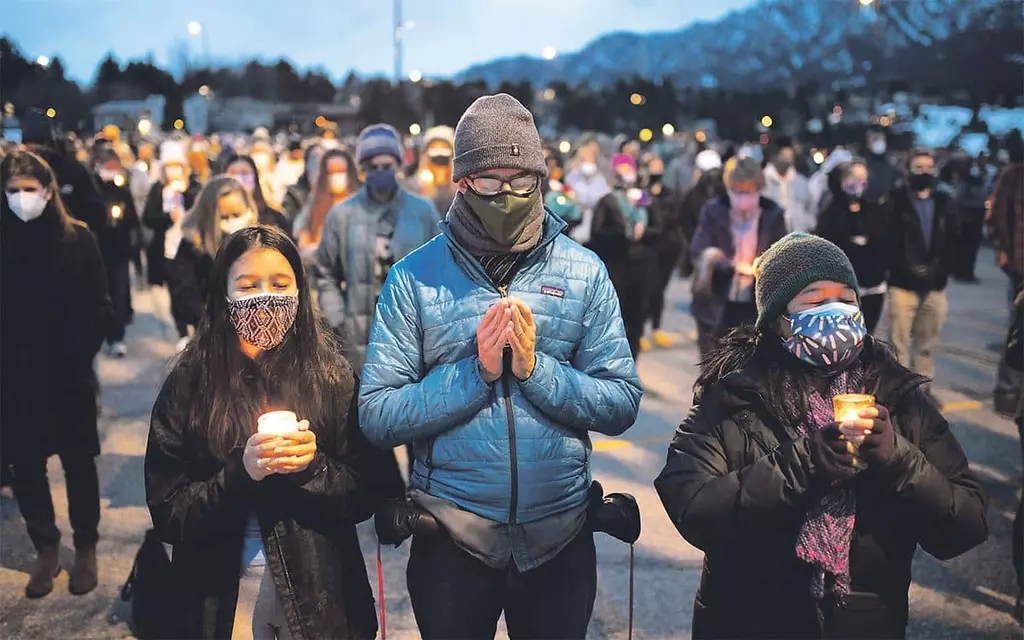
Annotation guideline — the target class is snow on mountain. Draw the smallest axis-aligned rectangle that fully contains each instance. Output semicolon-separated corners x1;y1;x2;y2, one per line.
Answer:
456;0;1014;90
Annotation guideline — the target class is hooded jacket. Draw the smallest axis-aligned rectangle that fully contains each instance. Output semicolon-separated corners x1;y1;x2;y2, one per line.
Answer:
359;212;643;524
312;187;439;370
655;334;988;639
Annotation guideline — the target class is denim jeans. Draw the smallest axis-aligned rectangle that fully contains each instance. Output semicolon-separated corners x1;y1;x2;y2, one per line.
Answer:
407;527;597;640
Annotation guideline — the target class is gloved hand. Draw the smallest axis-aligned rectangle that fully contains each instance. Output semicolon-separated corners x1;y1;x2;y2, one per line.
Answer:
850;405;896;468
374;498;440;547
808;424;859;488
594;493;641;544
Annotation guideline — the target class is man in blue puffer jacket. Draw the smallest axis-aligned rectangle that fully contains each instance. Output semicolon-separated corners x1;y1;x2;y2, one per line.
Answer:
360;94;643;639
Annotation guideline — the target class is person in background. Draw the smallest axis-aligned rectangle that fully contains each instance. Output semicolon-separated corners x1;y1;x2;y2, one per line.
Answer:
656;232;987;639
884;149;959;385
816;159;888;334
142;140;203;350
665;135;698;196
640;154;687;351
274;139;306;205
313;124;439;370
809;148;854;214
2;150;113;599
281;143;323;222
989;130;1024;417
564;136;612;244
413;126;458;215
293;148;359;264
864;128;900;202
187;136;212;186
590;153;652;359
677;149;726;277
225;155;293;236
948;154;989;283
145;226;401;639
689;156;787;357
248;138;280;207
93;147;141;357
763;137;815;233
19;109;106;234
131;141;157;214
359;94;642;640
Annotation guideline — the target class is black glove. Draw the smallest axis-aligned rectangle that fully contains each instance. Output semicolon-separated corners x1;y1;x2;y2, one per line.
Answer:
588;481;641;544
858;405;896;467
808;424;859;488
374;498;439;547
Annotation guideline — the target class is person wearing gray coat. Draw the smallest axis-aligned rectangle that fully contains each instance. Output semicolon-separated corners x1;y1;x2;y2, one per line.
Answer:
312;124;439;369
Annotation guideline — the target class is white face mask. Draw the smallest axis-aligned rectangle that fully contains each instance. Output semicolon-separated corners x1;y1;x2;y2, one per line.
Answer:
329;172;349;194
6;191;49;222
164;166;184;181
98;169;120;183
580;162;598;177
219;214;255;236
869;140;887;156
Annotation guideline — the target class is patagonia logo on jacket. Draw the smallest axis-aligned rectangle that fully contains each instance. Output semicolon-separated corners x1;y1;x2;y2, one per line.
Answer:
541;285;565;298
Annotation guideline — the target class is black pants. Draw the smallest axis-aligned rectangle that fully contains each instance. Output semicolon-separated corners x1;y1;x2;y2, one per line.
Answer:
609;246;656;361
1015;413;1023;590
648;235;685;332
861;293;885;335
407;528;597;639
954;215;985;280
10;451;100;552
696;301;757;358
105;256;132;344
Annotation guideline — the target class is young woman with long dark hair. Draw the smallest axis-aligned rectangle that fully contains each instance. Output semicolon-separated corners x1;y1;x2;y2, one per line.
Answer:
145;225;401;639
656;233;987;639
1;150;112;598
292;148;358;259
225;154;293;236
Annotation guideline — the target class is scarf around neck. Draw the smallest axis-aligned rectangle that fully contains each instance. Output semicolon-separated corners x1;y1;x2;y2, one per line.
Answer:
790;364;864;604
446;191;544;256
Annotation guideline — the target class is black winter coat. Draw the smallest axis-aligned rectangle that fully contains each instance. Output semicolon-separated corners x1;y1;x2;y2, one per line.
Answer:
258;203;293;237
815;194;888;290
655;339;988;639
142;179;202;286
884;188;959;294
96;180;141;262
1;208;112;460
31;146;107;234
145;360;402;639
165;239;213;330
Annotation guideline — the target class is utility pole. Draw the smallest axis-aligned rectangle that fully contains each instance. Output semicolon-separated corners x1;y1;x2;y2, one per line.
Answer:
393;0;403;86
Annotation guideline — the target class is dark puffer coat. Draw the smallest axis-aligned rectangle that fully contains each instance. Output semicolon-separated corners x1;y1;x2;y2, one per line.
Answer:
145;360;402;639
655;336;988;639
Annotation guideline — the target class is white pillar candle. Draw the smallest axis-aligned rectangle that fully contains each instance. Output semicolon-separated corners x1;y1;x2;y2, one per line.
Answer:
257;411;298;435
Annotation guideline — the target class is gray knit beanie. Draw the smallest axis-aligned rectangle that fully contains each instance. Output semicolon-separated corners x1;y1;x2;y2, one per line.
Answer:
356;124;403;165
453;94;548;182
754;232;860;331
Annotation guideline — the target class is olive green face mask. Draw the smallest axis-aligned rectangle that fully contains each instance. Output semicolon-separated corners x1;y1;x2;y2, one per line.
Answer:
463;188;542;249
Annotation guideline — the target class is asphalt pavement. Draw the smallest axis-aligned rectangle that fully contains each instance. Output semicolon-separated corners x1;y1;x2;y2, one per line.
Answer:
0;247;1020;639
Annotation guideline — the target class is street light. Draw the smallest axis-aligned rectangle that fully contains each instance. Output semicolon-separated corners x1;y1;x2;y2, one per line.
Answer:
760;115;774;128
36;56;50;67
541;46;557;61
187;21;202;35
541;88;556;102
187;21;210;66
662;123;675;136
45;108;56;118
409;69;422;83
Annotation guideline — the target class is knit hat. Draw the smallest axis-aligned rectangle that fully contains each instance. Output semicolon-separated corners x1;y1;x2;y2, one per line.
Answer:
453;93;547;182
695;149;722;172
611;153;636;172
754;232;860;331
423;125;455;150
356;124;403;165
159;140;187;167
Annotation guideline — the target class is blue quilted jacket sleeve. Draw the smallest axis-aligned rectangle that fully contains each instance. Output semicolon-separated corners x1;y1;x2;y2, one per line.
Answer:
358;266;492;448
518;260;642;435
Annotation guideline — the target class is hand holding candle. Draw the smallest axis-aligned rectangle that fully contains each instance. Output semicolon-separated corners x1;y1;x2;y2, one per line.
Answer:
833;394;875;447
255;411;316;474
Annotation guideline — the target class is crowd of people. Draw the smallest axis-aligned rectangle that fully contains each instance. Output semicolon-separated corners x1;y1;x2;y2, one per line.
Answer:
0;94;1021;638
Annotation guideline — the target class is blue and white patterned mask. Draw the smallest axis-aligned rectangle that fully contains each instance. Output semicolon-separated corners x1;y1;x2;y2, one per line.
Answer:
782;302;867;373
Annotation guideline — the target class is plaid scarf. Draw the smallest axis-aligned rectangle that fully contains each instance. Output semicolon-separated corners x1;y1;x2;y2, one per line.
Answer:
790;365;864;602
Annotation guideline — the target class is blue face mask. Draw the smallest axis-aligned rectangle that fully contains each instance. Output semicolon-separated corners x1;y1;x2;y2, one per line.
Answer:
782;301;867;373
364;168;397;192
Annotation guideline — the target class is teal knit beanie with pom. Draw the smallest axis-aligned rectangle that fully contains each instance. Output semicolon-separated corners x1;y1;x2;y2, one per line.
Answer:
754;232;860;331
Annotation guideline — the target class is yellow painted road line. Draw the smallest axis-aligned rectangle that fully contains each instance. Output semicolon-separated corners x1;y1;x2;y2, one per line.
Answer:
592;400;985;453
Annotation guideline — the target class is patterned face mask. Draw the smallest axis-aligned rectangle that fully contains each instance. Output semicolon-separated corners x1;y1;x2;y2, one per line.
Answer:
227;293;298;350
782;302;867;373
